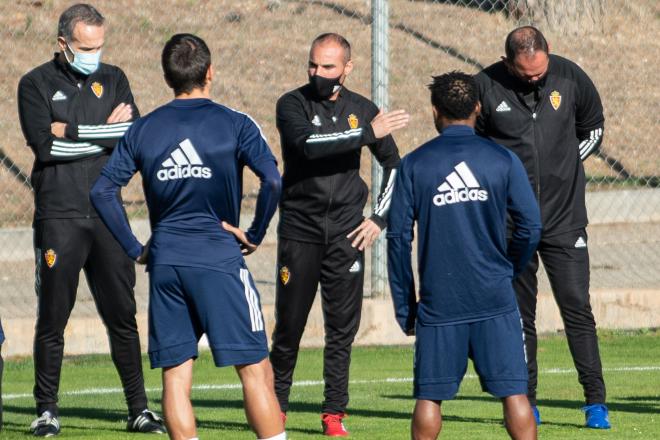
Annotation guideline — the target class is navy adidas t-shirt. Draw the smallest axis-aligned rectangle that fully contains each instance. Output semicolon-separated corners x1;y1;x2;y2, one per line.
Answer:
101;98;277;271
387;125;542;329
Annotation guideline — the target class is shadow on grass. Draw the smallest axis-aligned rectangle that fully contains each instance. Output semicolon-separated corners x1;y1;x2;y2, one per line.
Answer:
182;396;412;421
149;397;320;435
387;391;660;414
619;395;660;402
0;420;31;434
199;418;319;436
184;396;513;429
384;392;659;421
200;419;320;436
196;418;258;433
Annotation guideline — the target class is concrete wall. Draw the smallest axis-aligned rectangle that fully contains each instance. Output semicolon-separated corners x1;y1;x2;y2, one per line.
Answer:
3;288;659;357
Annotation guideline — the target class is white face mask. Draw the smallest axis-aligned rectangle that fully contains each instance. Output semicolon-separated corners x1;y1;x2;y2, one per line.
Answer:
65;42;102;75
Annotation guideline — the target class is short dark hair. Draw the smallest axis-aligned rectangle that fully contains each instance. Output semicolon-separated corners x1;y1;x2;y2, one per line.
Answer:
505;26;549;60
311;33;351;63
58;3;104;41
428;71;478;121
161;34;211;95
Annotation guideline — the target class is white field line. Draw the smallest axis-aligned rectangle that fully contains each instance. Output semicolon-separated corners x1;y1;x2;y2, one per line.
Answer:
4;365;659;401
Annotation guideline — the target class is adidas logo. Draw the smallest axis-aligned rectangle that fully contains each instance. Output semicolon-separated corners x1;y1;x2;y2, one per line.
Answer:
311;115;322;126
574;236;587;248
433;161;488;207
157;139;212;182
349;260;361;273
496;100;511;112
52;90;67;101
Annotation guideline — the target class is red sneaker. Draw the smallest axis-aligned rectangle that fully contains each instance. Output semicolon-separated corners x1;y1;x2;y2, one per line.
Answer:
322;413;349;437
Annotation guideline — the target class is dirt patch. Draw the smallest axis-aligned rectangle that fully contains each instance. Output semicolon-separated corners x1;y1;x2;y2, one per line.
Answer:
1;1;657;224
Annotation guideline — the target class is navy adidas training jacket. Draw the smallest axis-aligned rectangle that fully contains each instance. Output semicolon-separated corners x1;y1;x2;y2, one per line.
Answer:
387;125;542;332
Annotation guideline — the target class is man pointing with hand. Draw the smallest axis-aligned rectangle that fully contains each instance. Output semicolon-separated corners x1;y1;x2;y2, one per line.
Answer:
269;32;407;437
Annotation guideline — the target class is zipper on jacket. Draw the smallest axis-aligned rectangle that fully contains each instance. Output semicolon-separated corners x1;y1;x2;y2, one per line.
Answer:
324;175;335;244
323;107;339;244
531;112;541;201
84;159;91;218
76;77;93;218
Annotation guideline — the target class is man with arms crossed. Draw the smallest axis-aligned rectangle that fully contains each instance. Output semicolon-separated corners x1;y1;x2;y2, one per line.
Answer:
388;71;541;440
91;34;285;440
17;3;164;435
270;33;408;436
475;26;610;428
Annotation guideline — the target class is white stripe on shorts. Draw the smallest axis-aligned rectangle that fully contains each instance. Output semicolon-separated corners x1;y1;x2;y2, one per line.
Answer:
247;277;264;331
240;268;263;332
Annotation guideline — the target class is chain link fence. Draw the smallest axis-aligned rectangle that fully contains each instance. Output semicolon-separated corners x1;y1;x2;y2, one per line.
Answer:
1;0;658;325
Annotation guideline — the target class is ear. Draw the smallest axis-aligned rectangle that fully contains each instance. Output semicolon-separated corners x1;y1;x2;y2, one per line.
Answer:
474;101;482;117
57;36;68;53
343;59;354;76
206;64;214;84
432;105;439;121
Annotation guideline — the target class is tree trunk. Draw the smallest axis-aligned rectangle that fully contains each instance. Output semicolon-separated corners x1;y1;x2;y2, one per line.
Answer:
508;0;606;35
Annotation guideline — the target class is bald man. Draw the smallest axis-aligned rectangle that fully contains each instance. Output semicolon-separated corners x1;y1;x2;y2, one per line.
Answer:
270;32;407;436
474;26;610;429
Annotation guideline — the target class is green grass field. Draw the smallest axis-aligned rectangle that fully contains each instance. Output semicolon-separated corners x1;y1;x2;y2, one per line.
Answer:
2;330;658;439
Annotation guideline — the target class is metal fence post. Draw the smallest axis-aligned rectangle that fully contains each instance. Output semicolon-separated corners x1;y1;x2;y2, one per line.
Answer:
370;0;389;298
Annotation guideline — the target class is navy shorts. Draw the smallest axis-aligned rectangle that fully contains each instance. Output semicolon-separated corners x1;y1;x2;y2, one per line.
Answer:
148;264;268;369
414;310;528;400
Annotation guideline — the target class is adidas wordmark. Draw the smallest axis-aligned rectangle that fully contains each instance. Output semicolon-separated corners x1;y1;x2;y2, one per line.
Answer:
157;139;212;182
433;161;488;207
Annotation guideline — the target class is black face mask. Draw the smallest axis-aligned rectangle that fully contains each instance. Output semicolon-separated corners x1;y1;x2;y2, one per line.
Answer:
309;74;342;99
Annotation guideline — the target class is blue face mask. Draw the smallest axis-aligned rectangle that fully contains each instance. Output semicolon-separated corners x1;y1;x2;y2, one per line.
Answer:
65;43;102;75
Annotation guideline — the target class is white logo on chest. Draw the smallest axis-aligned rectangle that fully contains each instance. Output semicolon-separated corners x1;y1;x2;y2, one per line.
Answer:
157;139;212;181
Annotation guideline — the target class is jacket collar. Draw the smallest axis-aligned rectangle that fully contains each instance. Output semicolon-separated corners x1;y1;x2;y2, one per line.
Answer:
441;125;475;136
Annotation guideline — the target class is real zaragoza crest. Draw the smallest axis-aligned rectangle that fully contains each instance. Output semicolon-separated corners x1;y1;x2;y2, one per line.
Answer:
348;114;359;129
44;249;57;268
91;81;104;99
279;266;290;285
549;90;561;111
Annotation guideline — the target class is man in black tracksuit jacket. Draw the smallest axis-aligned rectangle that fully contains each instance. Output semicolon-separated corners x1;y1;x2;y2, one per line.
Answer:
475;26;609;428
17;4;164;436
270;33;407;435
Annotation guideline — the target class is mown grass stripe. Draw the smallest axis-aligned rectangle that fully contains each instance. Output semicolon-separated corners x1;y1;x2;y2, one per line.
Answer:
4;365;659;401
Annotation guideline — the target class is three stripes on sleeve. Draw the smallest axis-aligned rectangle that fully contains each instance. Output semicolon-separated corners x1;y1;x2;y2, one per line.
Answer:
50;122;132;158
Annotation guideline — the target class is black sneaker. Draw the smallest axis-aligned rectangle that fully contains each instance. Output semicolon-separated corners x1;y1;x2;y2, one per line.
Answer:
30;411;60;437
127;409;166;434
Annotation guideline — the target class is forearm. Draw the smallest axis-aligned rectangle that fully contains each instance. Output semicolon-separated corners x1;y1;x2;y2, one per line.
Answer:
277;94;376;161
508;227;541;277
578;127;604;161
90;175;142;260
245;160;282;245
37;138;105;162
371;166;398;228
18;78;104;162
302;125;376;160
65;122;132;148
387;234;417;332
